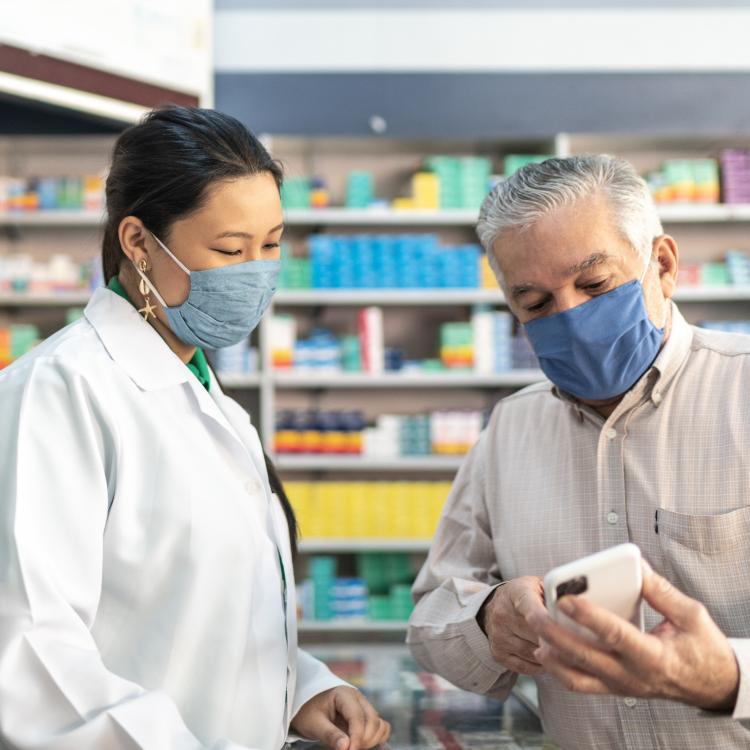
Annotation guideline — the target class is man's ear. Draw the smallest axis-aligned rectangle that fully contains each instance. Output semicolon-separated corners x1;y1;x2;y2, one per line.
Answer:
653;234;679;300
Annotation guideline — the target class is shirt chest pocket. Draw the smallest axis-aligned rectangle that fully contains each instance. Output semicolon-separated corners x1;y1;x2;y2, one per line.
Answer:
656;505;750;637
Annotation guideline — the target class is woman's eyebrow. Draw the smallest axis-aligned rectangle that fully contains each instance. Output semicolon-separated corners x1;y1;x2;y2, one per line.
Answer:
213;223;284;240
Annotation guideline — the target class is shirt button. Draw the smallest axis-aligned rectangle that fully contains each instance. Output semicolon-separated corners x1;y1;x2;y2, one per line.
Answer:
605;427;617;440
607;511;619;525
624;697;637;708
652;391;662;405
245;478;260;494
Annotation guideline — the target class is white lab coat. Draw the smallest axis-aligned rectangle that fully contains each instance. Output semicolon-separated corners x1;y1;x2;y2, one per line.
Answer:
0;288;346;749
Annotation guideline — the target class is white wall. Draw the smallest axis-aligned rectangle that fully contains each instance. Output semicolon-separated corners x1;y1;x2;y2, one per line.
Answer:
214;7;750;72
0;0;213;114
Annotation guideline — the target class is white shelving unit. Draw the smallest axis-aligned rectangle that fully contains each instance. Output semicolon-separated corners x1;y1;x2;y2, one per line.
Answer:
5;285;750;310
4;203;750;230
0;291;93;306
0;210;105;227
271;370;544;389
298;620;407;633
7;136;750;641
277;455;464;472
274;289;507;306
299;539;431;553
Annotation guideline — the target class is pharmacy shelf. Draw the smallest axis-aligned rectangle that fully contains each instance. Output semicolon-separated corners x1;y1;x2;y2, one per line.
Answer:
298;620;407;633
0;210;104;227
284;208;479;226
276;455;464;472
285;205;750;226
657;204;750;223
274;289;506;306
0;291;92;306
4;204;750;230
272;370;544;389
672;285;750;302
216;373;264;388
298;539;432;553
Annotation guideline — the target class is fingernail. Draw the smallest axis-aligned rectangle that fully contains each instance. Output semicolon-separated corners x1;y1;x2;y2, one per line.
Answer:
558;597;575;614
336;738;348;750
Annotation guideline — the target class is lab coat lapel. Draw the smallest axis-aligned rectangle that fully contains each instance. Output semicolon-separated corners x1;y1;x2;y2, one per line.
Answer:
207;373;271;490
85;288;259;471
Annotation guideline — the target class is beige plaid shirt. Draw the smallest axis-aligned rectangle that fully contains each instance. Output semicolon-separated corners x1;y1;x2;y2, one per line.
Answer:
408;302;750;749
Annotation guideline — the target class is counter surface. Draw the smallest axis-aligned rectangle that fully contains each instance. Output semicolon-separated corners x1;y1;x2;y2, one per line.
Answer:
307;646;558;750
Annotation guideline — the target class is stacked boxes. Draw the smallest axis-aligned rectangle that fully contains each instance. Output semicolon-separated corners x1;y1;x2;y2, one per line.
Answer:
648;159;721;204
423;156;492;210
280;177;312;209
0;174;104;212
346;171;375;208
472;307;514;373
209;340;258;376
0;254;101;294
300;554;415;623
309;234;480;289
275;410;366;455
286;481;450;539
440;322;473;369
0;324;40;369
504;154;554;176
720;150;750;204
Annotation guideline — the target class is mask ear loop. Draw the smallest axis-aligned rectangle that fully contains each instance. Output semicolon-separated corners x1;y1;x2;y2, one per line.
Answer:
150;232;192;276
131;231;192;309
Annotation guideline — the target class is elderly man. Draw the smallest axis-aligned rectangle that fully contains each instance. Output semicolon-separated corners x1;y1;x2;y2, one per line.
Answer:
407;154;750;749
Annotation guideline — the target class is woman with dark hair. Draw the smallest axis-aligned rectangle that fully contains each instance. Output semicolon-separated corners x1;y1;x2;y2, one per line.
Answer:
0;106;390;750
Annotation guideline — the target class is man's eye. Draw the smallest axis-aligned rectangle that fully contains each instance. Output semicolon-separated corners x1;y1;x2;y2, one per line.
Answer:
584;280;606;291
526;300;549;313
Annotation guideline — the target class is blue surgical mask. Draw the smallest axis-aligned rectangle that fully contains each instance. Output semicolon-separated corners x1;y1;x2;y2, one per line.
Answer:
133;232;279;349
523;266;664;401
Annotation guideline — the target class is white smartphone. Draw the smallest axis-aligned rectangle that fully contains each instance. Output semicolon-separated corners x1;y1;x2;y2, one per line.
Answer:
543;543;644;641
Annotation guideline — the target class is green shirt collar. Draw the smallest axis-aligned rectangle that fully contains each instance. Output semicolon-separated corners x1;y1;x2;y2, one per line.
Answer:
106;276;211;392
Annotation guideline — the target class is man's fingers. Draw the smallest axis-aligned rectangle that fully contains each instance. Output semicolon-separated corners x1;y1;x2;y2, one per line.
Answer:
514;581;547;621
500;631;542;662
538;649;612;695
501;652;546;675
554;596;645;656
641;560;703;629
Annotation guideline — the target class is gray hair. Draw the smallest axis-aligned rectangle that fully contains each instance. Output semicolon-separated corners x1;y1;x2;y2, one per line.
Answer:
477;154;663;288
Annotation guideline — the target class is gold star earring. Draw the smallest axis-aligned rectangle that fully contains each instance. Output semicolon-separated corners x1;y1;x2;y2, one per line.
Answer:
137;259;157;321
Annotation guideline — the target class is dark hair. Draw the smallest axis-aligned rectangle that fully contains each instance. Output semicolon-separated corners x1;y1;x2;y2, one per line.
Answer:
102;105;283;283
103;106;296;552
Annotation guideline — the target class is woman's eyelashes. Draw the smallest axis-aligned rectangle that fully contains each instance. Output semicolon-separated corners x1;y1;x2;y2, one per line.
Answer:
212;243;280;257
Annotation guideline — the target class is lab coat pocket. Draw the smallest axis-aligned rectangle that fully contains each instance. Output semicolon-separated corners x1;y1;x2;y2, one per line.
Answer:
656;505;750;637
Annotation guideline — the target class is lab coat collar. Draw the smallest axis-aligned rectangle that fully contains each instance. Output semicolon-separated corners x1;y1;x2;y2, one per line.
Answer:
84;288;190;391
86;288;270;492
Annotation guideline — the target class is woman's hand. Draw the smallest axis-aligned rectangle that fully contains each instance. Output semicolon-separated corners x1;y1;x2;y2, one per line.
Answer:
291;686;391;750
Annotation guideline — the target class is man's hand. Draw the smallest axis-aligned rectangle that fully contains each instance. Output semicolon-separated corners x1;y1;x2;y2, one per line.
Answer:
478;576;547;675
291;686;391;750
529;560;740;710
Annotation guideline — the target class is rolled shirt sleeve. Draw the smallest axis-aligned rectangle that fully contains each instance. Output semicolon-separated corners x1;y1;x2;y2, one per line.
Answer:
407;432;517;698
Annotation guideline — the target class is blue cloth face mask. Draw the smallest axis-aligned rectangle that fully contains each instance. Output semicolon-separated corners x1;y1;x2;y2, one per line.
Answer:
133;232;279;349
523;264;664;401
